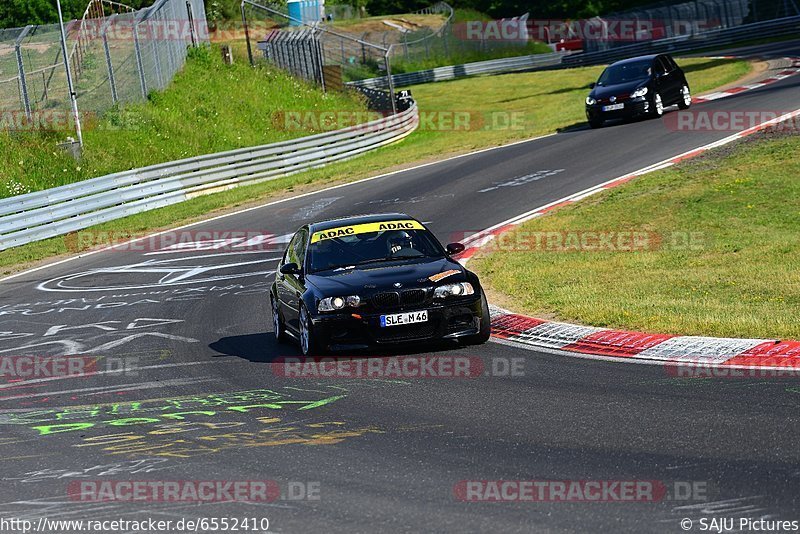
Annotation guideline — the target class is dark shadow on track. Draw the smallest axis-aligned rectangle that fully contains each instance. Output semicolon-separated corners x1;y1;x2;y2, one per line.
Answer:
209;333;478;363
210;333;289;362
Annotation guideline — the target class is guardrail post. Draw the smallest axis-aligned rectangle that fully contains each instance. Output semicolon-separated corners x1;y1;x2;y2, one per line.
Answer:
14;25;33;119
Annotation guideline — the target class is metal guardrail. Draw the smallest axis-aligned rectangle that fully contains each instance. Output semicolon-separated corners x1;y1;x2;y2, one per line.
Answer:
0;104;419;250
349;14;800;89
563;15;800;67
349;52;567;88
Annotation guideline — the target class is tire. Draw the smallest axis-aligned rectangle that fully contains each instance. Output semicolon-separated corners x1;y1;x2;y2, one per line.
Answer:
271;292;287;343
589;118;604;129
678;85;691;110
465;290;491;345
299;304;324;356
650;92;664;118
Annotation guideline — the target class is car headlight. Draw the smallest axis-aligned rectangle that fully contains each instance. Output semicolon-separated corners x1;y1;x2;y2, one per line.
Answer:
585;96;596;105
630;86;648;98
434;282;475;299
318;295;360;312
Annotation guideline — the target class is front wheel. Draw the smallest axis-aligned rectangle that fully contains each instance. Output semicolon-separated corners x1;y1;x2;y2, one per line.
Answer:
465;290;491;345
271;293;287;343
678;85;691;109
589;118;604;129
299;304;324;356
650;92;664;118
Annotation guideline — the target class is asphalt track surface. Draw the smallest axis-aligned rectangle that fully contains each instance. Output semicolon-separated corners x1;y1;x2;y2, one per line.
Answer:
0;41;799;533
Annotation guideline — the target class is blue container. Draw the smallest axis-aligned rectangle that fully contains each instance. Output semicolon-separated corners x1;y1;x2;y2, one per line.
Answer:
287;0;323;26
287;0;303;26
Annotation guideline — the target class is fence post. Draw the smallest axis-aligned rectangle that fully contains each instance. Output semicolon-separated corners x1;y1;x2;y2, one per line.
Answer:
151;37;164;89
101;15;119;104
133;15;148;98
241;1;254;66
385;45;396;115
14;25;33;119
361;32;367;63
186;0;197;47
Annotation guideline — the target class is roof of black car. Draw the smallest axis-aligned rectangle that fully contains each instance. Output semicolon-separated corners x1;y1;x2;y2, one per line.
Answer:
610;54;659;66
309;213;416;232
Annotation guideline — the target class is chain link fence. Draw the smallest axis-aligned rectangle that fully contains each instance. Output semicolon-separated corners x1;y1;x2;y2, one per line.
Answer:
0;0;208;129
242;0;396;108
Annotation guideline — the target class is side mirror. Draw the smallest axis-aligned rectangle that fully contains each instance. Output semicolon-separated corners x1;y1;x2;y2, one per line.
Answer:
588;82;596;89
446;242;466;255
280;262;301;276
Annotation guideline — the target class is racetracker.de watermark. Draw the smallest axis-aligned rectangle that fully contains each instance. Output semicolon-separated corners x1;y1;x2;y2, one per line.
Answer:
451;230;707;253
272;110;526;133
67;480;277;502
667;361;800;379
67;480;320;502
271;356;525;379
0;111;98;132
64;230;283;254
68;19;284;43
664;110;800;132
0;356;97;379
454;480;709;502
452;18;717;42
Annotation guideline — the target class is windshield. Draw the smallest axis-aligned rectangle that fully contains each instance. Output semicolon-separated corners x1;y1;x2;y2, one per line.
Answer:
308;226;445;273
597;60;652;86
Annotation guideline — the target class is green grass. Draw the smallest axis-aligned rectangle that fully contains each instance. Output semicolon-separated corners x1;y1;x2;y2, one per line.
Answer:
0;45;367;198
389;40;554;75
471;132;800;340
0;55;751;273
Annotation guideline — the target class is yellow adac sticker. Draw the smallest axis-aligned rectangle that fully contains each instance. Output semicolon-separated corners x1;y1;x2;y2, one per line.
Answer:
311;220;424;244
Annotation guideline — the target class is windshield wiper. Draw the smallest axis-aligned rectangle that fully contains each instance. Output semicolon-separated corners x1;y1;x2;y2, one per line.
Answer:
354;256;398;266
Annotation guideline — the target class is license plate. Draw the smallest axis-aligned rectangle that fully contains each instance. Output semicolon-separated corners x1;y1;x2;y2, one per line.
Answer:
602;103;624;111
380;310;428;327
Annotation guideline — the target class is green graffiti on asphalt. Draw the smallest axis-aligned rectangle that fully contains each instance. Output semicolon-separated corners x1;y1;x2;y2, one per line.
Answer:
0;389;346;436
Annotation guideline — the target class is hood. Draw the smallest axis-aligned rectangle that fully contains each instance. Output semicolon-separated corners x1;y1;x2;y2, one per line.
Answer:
591;79;647;100
306;257;465;294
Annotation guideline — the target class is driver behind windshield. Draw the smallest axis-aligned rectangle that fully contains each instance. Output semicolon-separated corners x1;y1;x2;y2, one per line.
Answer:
386;230;414;255
307;228;443;273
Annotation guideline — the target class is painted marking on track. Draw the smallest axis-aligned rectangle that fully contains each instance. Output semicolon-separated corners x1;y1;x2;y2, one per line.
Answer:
478;169;565;193
36;255;281;292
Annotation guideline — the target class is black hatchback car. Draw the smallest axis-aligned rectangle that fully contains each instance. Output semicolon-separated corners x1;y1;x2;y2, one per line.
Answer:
270;213;491;355
585;54;691;128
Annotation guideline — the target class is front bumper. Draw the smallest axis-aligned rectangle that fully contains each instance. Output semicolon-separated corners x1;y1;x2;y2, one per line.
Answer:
310;295;485;351
586;99;649;121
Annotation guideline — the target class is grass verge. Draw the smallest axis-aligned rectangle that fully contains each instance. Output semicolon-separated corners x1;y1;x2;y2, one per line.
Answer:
471;130;800;339
0;45;368;198
0;56;751;273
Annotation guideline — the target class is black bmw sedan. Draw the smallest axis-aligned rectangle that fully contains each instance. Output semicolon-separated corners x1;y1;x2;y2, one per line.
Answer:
585;54;692;128
270;213;491;355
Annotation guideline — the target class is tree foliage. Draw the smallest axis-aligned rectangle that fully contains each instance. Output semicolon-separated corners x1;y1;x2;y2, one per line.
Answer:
359;0;672;18
1;0;154;29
